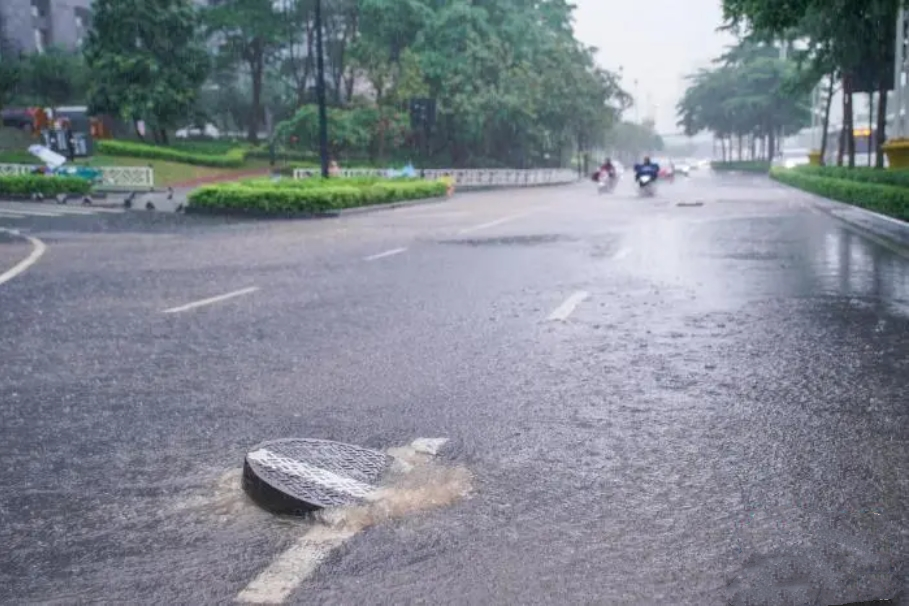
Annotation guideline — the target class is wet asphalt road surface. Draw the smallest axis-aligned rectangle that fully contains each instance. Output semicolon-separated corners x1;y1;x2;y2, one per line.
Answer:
2;171;909;605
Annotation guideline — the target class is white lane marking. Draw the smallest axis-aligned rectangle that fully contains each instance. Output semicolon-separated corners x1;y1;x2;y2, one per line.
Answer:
246;449;376;498
236;437;449;604
547;290;590;321
0;212;25;219
0;228;47;287
364;247;407;261
0;207;64;217
236;526;358;604
162;286;259;313
459;213;528;234
614;247;631;259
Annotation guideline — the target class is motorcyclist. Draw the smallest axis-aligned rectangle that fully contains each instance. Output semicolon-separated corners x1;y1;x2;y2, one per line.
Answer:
600;158;617;179
633;156;660;184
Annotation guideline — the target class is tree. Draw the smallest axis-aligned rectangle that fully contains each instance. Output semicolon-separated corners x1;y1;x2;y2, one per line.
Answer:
676;39;811;161
204;0;286;143
18;49;87;110
0;19;21;112
84;0;209;143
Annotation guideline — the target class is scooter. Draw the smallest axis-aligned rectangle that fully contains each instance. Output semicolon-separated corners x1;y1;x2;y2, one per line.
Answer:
597;172;618;194
636;173;657;197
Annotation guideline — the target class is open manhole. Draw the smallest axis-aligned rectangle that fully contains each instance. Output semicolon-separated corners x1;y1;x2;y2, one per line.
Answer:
242;439;393;515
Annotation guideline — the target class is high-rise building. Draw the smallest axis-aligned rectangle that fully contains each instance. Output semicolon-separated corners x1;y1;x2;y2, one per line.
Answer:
0;0;92;55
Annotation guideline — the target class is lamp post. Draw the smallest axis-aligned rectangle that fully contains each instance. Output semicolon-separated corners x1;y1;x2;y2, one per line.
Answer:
315;0;329;178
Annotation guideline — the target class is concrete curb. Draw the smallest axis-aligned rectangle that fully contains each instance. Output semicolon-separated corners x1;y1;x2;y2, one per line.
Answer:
775;181;909;250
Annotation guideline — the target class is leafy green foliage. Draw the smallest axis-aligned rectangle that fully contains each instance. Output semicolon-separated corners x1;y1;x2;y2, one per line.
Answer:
0;175;92;196
792;165;909;188
187;177;447;214
771;166;909;220
710;161;772;172
83;0;209;136
274;105;410;161
17;49;87;108
677;39;811;158
96;140;246;167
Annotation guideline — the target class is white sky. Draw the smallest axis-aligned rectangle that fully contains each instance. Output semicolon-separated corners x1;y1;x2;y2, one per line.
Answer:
572;0;735;133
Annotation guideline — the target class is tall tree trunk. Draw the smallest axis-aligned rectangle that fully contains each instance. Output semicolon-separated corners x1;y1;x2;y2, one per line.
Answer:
247;40;264;144
159;128;169;146
844;74;855;167
837;124;845;166
737;134;742;160
867;91;874;166
750;134;756;160
875;79;888;169
767;129;775;164
819;74;835;165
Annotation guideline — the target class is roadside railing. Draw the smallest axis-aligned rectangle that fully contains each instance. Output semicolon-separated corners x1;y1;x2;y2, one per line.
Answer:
291;167;579;187
0;163;155;191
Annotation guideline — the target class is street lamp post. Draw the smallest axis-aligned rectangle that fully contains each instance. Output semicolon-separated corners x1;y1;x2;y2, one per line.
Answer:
315;0;329;178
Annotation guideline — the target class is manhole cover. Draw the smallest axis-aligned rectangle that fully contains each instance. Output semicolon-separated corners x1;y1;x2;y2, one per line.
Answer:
242;439;393;515
676;201;704;207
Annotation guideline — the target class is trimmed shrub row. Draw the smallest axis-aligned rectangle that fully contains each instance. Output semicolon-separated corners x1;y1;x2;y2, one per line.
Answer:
710;160;771;173
790;164;909;189
0;175;92;196
770;167;909;221
96;140;247;168
188;178;447;214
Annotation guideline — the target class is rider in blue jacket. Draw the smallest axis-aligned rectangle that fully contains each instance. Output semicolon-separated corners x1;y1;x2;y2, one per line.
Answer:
633;156;660;183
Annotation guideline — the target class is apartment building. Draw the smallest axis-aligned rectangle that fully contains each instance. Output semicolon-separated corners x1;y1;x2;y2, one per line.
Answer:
0;0;92;54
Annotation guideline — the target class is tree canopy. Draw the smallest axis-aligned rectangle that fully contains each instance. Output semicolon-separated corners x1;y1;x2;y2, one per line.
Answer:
676;39;811;161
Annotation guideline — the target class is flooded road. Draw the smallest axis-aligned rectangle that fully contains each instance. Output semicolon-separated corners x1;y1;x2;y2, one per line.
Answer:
1;172;907;604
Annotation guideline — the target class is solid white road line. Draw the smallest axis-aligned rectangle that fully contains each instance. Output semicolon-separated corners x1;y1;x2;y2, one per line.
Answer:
0;228;47;287
459;213;528;234
236;526;358;604
547;290;589;321
0;207;63;217
0;212;25;219
162;286;259;313
364;247;407;261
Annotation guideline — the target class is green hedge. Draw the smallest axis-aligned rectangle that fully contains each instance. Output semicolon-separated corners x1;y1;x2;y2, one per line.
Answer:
0;175;92;196
789;165;909;189
711;161;771;173
96;140;247;168
188;178;447;214
770;167;909;221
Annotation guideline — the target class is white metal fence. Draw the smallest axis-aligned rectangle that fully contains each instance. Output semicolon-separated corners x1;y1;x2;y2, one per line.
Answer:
0;163;155;191
291;167;579;187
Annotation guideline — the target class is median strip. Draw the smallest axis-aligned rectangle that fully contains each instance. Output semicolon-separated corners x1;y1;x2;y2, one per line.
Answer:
162;286;259;313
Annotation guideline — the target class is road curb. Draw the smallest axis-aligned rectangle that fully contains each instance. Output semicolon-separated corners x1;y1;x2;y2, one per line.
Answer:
776;181;909;251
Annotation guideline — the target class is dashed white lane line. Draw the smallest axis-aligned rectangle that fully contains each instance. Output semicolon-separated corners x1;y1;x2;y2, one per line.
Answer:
162;286;259;313
547;290;589;321
0;228;47;287
236;437;451;605
459;213;529;234
364;247;407;261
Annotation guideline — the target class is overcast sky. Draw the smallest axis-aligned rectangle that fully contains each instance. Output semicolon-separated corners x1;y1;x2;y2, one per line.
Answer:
572;0;735;134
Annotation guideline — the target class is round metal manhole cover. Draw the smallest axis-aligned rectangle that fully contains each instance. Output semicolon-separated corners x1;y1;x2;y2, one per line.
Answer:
242;439;393;515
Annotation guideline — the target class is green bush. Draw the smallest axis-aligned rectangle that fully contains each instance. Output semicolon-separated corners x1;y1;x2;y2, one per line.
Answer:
188;178;447;214
711;160;771;173
0;175;92;196
771;167;909;221
96;140;247;168
791;165;909;189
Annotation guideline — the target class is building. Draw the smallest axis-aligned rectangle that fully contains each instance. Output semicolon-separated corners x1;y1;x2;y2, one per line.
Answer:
0;0;92;54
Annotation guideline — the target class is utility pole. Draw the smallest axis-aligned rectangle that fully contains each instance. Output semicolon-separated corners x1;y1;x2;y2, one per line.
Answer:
315;0;329;178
